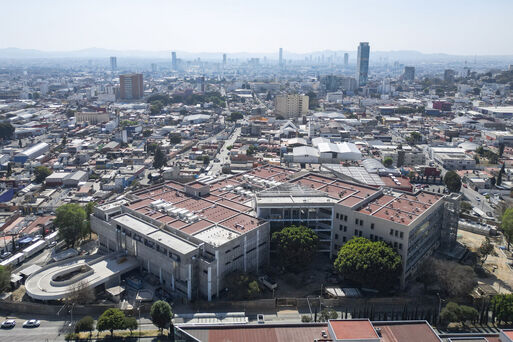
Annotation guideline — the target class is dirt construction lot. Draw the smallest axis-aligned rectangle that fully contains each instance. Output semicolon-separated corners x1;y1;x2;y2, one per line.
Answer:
457;230;513;294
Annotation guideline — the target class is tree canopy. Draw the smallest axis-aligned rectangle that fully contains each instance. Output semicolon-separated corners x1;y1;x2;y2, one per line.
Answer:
440;302;478;326
501;208;513;250
0;122;15;140
34;165;52;183
153;145;167;169
272;225;319;271
333;237;402;290
223;271;261;300
54;203;87;247
492;294;513;324
383;157;394;168
75;316;94;334
444;171;462;193
97;308;126;336
150;300;173;333
0;265;11;292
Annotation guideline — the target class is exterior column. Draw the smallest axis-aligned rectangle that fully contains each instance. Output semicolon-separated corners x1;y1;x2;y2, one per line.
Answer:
215;250;220;298
256;229;260;273
187;264;192;300
243;236;247;272
207;266;212;302
159;267;162;284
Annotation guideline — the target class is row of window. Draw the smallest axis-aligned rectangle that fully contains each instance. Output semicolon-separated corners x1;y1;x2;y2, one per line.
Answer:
335;213;348;221
390;229;404;239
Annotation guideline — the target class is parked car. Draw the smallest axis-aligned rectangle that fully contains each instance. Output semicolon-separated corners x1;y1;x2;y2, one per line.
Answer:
1;320;16;329
23;320;40;328
258;275;278;291
0;251;12;259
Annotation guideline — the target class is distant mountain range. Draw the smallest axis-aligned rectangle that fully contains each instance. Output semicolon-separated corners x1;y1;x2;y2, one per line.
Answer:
0;47;512;62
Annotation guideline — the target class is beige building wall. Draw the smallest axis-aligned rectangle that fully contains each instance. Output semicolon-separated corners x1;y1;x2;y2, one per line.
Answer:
275;94;309;118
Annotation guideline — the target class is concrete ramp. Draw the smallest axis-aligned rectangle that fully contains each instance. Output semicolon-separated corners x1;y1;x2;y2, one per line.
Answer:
25;254;139;301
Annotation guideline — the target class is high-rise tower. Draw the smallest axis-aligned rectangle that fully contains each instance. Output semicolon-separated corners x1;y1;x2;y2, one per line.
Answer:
279;48;283;67
110;56;117;71
356;42;370;87
172;51;177;70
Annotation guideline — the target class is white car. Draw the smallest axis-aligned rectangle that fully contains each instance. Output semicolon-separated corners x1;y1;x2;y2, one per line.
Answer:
1;320;16;328
23;319;40;328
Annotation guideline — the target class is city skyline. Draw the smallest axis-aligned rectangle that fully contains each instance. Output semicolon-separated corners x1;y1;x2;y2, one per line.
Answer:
1;0;513;55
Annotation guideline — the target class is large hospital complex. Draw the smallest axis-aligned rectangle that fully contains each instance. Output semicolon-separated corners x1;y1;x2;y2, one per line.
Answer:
91;165;460;301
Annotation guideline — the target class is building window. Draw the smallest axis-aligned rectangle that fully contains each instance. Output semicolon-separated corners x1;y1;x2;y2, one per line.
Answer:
344;226;347;232
370;223;374;230
359;230;362;237
390;229;394;235
339;224;343;231
355;218;359;224
394;242;398;248
395;230;398;237
400;232;404;239
336;213;340;219
343;237;347;242
399;243;403;250
370;234;374;240
354;229;358;235
344;215;348;222
335;234;339;239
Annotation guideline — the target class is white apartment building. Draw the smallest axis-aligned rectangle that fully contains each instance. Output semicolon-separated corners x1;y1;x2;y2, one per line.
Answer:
274;94;309;118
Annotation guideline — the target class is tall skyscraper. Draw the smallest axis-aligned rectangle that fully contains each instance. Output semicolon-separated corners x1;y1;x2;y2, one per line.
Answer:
279;48;283;67
119;73;143;100
356;42;370;87
223;53;227;65
403;66;415;81
344;53;349;66
172;51;177;70
110;56;117;71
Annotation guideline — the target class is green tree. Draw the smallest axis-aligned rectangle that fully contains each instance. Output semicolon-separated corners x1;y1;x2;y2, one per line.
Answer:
124;316;138;336
497;163;505;186
150;300;173;334
75;316;94;334
97;308;126;336
501;208;513;250
169;135;181;144
478;237;494;265
492;294;513;324
444;171;462;193
142;129;153;137
153;145;167;169
34;166;52;183
459;305;478;324
383;157;394;168
229;112;244;122
0;265;11;292
333;237;402;290
440;302;461;326
319;308;338;322
246;145;256;156
247;280;261;299
0;122;15;140
272;225;319;271
460;201;473;214
54;204;87;247
150;100;164;115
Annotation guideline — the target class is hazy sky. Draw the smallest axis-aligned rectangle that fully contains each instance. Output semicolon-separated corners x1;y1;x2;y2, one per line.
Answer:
1;0;512;55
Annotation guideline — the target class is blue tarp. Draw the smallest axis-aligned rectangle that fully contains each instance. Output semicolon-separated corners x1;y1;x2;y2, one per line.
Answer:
0;188;14;203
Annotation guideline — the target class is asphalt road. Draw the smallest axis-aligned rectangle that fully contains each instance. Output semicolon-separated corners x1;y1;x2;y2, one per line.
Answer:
0;313;158;342
209;127;241;176
460;185;494;217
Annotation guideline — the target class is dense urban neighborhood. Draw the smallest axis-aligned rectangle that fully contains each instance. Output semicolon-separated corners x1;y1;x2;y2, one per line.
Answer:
1;43;513;342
